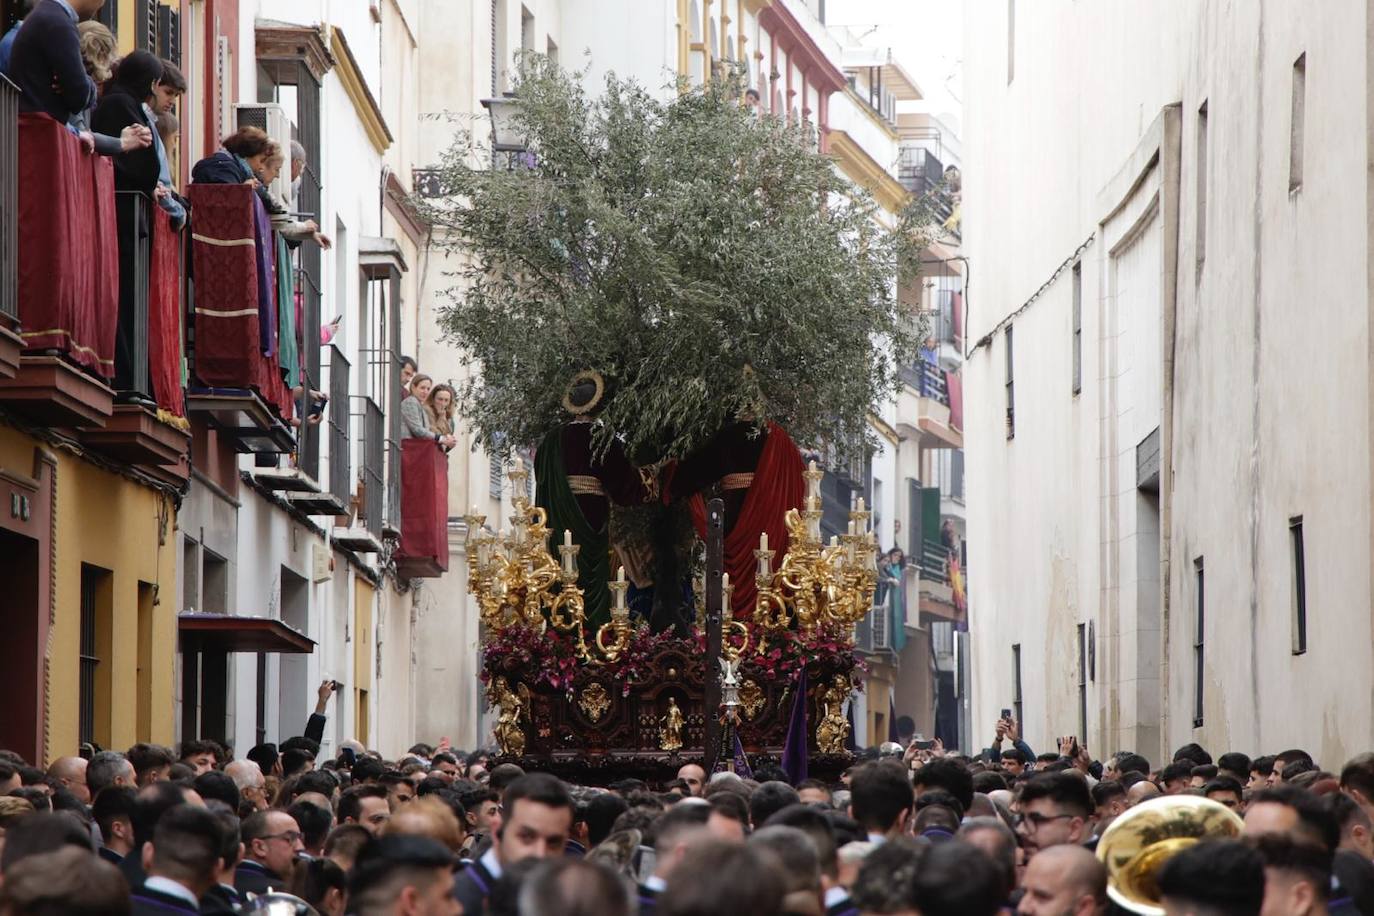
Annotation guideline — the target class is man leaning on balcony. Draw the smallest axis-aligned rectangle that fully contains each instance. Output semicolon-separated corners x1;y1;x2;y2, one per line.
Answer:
6;0;102;124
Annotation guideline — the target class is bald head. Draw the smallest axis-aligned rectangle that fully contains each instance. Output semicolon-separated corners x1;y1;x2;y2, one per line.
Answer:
1019;844;1107;915
46;757;89;804
1127;780;1161;806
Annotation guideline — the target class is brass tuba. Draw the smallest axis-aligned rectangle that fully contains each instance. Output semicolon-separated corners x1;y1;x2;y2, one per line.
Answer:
1095;795;1245;915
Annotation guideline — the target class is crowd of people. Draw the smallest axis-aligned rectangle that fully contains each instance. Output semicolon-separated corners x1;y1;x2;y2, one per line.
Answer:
399;357;459;453
1;692;1373;915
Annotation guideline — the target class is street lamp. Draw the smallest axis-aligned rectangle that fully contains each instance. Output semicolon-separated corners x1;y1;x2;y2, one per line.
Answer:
480;93;528;154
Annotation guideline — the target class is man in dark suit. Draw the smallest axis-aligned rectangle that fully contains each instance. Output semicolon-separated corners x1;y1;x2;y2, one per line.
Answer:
130;805;223;916
234;809;303;896
6;0;103;123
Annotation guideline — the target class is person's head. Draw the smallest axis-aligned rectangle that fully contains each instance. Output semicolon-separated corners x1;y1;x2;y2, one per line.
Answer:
0;846;129;915
86;751;135;798
288;139;309;182
795;779;832;807
1111;753;1152;779
75;20;116;82
1219;753;1253;785
427;383;456;419
1157;838;1266;915
0;763;17;796
913;758;975;812
1249;755;1277;790
584;792;628;848
706;793;749;843
750;825;822;913
0;811;91;872
143;804;222;897
1015;843;1107;916
848;761;914;838
659;838;788;916
1340;753;1374;821
288;855;347;916
246;743;280;778
340;785;392;835
287;799;334;855
455;785;500;835
323;823;372;873
193;770;240;812
518;857;634;916
1126;779;1161;807
1190;765;1219;788
1016;772;1093;856
129;781;194;857
1091;780;1128;830
751;781;801;828
495;773;573;866
400;357;418;389
109;49;162;104
1324;792;1374;860
91;786;136;856
650;802;711;880
913;839;1008;916
1273;750;1316;785
1244;785;1340;851
221;126;274;172
1203;776;1247;814
224;759;268;812
281;747;315;779
382;796;465;854
128;744;175;786
1000;747;1028;777
764;804;840;885
1252;833;1332;916
677;764;707;797
177;740;219;776
959;817;1018;900
1174;743;1213;768
153;59;185;113
44;757;88;804
850;836;925;914
347;834;459;916
1159;761;1195;796
409;374;434;404
430;752;461;779
241;809;304;877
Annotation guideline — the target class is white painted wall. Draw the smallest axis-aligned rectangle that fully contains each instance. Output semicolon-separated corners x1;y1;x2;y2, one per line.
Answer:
963;0;1372;764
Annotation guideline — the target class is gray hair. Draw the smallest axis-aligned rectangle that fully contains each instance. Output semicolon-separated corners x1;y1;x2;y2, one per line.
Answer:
224;759;265;791
86;752;132;797
290;139;307;162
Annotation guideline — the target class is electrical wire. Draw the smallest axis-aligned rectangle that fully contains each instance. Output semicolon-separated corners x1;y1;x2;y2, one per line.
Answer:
965;234;1095;359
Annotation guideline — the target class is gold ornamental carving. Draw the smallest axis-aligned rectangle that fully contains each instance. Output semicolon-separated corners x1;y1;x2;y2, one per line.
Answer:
490;677;529;758
738;679;765;720
579;683;611;723
816;676;851;755
660;697;684;752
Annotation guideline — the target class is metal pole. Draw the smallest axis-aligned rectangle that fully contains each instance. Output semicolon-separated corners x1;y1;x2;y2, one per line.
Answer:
701;498;725;774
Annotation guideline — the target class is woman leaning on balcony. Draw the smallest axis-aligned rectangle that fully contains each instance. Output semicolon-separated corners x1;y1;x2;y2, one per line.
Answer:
401;374;457;451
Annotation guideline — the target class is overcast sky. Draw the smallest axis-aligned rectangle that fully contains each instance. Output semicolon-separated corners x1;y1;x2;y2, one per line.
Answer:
827;0;964;123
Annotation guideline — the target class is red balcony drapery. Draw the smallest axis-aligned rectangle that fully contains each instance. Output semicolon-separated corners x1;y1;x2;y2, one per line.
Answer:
148;206;184;418
396;438;450;573
186;183;292;419
16;113;119;377
946;369;963;432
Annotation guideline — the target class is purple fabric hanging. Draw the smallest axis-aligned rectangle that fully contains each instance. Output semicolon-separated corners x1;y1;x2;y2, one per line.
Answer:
781;668;809;784
251;195;277;358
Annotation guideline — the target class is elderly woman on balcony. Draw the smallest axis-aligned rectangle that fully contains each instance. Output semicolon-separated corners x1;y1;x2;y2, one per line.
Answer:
402;374;457;451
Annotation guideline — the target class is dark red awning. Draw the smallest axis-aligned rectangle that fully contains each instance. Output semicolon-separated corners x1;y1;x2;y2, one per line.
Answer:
178;614;314;654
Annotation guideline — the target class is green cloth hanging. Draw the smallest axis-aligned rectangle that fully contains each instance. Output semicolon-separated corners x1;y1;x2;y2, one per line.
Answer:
275;234;299;389
535;429;611;630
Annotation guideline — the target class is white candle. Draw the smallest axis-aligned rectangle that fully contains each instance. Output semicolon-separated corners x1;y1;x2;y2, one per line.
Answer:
829;535;839;550
722;572;731;591
848;519;858;537
616;565;626;584
760;531;768;552
856;497;866;515
564;529;573;551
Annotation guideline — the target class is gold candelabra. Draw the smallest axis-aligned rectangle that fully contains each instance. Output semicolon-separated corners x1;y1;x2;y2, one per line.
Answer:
752;460;878;646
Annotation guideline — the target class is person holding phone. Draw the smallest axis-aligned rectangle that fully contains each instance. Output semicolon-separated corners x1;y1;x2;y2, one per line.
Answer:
985;713;1037;772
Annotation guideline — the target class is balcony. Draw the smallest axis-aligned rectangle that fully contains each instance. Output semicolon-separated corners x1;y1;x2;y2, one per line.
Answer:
0;110;117;427
394;438;450;579
897;359;962;449
184;184;295;454
331;395;384;555
898;147;959;242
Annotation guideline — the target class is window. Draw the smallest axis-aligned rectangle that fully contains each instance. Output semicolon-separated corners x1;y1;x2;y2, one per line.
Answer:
520;4;535;53
1289;53;1306;192
1077;624;1087;742
546;36;559;64
1012;643;1023;729
202;551;229;615
1006;0;1015;84
1193;558;1205;727
1072;262;1083;395
1291;517;1307;654
489;452;505;499
1196;101;1208;273
79;566;101;747
1005;325;1015;439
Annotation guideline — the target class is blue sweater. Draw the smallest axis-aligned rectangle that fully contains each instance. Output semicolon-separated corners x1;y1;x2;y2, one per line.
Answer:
7;0;94;123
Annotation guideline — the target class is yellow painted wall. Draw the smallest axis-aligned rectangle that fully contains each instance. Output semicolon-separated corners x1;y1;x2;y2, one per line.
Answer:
0;427;179;763
354;577;375;746
864;660;897;746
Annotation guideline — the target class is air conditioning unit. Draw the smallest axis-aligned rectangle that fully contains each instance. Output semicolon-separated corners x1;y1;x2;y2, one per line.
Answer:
234;103;294;204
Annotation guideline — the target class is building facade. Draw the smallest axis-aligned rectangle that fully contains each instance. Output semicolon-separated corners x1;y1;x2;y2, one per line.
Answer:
963;0;1372;764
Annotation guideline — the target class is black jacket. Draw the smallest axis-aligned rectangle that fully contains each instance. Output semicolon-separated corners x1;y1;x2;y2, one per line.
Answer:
233;859;282;898
6;0;94;123
129;882;200;916
453;858;498;915
199;884;241;916
91;55;162;198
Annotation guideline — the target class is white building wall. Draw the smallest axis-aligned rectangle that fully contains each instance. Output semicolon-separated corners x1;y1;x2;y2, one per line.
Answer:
963;0;1372;763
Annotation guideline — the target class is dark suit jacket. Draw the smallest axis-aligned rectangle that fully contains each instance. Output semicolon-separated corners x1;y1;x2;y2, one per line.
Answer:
6;0;94;122
198;884;241;916
129;883;200;916
453;858;497;915
97;845;124;865
233;859;282;897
